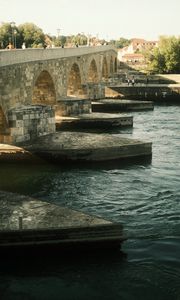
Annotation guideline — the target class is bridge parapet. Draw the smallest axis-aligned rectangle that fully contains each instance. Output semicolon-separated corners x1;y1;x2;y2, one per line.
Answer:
0;45;117;67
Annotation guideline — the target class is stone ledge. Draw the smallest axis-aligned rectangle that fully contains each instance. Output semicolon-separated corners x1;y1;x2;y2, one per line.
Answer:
0;191;125;253
25;132;152;163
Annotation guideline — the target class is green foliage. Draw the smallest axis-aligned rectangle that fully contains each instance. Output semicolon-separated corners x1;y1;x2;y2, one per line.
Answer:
0;22;131;51
53;35;67;47
71;34;87;46
114;37;130;49
0;22;19;48
59;36;67;47
18;23;45;48
146;36;180;74
0;22;45;48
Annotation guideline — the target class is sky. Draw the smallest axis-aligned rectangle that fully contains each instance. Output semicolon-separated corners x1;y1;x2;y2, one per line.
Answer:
0;0;180;41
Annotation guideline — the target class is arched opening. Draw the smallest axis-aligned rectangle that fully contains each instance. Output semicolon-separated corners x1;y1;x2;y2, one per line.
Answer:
0;106;8;134
110;56;114;74
88;59;98;83
32;70;56;105
0;106;10;143
114;57;117;72
87;59;99;100
102;57;108;81
67;63;84;97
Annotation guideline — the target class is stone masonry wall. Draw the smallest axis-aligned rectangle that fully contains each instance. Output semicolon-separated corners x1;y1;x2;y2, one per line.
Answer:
56;98;91;116
109;85;180;101
8;105;55;144
0;48;117;116
87;83;105;100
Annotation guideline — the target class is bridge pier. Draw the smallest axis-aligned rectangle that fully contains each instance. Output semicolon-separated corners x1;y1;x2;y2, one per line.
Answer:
86;82;105;100
55;98;92;117
2;105;55;144
0;107;12;144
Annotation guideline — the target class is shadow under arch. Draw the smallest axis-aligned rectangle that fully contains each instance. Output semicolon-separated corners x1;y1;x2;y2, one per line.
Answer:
32;70;56;105
102;56;109;81
0;106;9;134
67;63;85;98
87;59;99;83
110;56;114;75
114;57;117;72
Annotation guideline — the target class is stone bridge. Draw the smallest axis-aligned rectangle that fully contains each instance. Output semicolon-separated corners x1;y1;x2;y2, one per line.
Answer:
0;46;117;143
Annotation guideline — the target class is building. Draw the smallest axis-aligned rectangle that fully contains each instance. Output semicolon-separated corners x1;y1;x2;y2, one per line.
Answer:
118;38;158;62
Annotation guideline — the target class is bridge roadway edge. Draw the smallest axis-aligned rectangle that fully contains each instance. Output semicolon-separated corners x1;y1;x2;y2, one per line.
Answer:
0;45;117;67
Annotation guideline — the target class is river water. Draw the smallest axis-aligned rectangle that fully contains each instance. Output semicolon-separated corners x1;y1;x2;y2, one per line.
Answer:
0;105;180;300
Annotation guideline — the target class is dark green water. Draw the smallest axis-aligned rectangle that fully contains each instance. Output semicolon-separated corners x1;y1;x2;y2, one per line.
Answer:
0;105;180;300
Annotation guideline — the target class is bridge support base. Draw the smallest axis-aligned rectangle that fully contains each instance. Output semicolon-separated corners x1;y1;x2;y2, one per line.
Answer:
7;105;55;144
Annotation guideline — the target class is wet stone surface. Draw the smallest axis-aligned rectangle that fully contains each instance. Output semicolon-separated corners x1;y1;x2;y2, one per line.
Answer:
26;131;147;150
0;191;111;231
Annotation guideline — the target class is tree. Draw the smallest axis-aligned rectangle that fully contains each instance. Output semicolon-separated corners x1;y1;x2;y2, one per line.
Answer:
163;37;180;73
18;23;45;48
145;47;165;73
0;22;19;48
114;37;130;49
0;22;45;48
146;36;180;74
71;34;87;46
59;36;67;47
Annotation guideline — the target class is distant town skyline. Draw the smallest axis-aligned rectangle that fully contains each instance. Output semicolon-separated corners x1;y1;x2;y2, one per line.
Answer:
0;0;179;40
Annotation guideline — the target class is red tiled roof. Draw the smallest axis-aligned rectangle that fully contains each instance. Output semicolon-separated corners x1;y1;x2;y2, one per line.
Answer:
131;38;146;43
130;38;158;45
122;53;144;58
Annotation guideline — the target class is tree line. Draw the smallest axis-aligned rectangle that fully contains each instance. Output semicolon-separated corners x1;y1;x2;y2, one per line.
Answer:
0;22;131;49
0;22;45;49
1;22;179;73
0;22;90;49
145;36;180;74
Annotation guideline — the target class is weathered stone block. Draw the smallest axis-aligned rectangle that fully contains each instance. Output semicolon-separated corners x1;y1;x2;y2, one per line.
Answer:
16;120;24;128
56;98;91;116
7;105;55;144
16;113;23;120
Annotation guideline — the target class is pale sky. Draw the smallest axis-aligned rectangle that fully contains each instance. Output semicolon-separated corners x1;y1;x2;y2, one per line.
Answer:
0;0;179;40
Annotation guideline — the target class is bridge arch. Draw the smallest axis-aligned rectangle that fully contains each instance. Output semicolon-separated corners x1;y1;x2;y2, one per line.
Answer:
110;56;114;74
67;62;85;97
32;70;56;105
87;59;99;83
102;56;109;81
0;106;8;135
114;57;117;72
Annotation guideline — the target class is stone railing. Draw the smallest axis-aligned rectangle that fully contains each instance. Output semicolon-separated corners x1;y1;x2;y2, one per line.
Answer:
0;45;117;67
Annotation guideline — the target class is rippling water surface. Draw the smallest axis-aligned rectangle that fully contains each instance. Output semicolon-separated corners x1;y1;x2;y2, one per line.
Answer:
0;105;180;300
